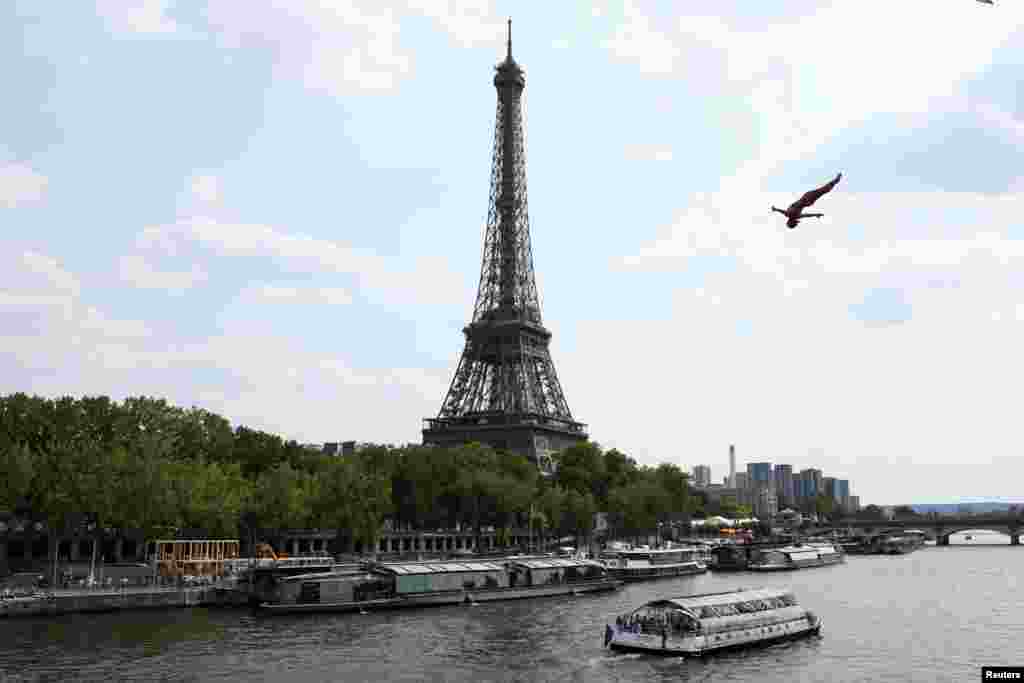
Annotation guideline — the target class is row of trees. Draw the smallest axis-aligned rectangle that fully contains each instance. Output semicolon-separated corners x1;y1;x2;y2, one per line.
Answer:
1;394;722;560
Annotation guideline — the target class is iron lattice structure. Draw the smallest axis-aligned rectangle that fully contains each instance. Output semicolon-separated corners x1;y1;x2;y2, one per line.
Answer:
423;24;587;468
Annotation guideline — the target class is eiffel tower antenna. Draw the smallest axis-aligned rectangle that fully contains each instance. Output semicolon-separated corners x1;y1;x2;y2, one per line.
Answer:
422;25;587;473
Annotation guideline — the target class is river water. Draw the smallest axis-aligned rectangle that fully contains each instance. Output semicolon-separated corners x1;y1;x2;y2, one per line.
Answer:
1;544;1021;682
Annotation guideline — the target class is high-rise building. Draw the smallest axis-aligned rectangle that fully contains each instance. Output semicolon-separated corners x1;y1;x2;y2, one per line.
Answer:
692;464;712;488
752;486;778;519
797;468;822;500
747;462;773;487
728;444;736;488
735;472;749;490
837;479;850;505
823;477;837;501
774;464;795;506
422;22;587;473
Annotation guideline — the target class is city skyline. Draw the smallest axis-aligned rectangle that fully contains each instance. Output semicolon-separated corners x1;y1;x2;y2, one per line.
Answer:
3;3;1024;504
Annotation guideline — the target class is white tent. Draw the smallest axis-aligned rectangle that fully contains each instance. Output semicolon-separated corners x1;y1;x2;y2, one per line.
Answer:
691;516;736;527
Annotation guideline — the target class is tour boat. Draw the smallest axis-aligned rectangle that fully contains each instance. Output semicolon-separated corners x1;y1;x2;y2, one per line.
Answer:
257;558;621;614
747;543;844;571
708;540;793;570
878;534;925;555
601;546;707;582
605;587;822;656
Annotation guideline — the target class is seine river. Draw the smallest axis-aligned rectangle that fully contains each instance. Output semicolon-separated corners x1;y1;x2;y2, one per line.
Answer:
1;538;1020;682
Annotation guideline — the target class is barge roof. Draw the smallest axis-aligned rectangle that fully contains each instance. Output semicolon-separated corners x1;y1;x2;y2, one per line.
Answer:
510;558;603;570
644;587;793;610
374;562;506;575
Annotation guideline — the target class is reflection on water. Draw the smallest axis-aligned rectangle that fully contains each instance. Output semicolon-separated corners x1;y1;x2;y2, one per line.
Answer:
1;546;1022;682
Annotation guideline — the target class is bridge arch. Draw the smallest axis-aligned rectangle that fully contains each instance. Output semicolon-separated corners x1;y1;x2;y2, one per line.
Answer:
936;526;1020;545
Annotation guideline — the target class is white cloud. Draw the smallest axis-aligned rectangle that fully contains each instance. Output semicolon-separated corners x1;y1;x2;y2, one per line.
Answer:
119;253;209;294
242;283;353;306
975;101;1024;144
189;174;221;204
404;0;505;49
623;143;673;162
95;0;178;35
0;164;48;208
593;2;1024;500
203;2;412;96
137;216;464;306
20;250;81;297
200;1;507;96
0;250;151;367
602;0;682;76
151;217;384;274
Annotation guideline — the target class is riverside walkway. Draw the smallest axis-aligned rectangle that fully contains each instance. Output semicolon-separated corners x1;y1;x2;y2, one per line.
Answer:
0;582;244;619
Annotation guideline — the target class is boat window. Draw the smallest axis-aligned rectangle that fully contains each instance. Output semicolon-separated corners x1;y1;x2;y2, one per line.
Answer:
716;603;739;616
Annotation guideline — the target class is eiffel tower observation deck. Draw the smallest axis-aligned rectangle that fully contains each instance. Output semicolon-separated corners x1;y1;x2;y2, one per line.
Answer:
423;21;588;472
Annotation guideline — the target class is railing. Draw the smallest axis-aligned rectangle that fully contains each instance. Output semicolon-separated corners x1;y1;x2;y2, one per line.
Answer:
223;556;334;571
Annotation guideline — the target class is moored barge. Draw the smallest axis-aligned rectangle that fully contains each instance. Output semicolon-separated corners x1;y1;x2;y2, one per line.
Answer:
601;546;707;582
605;587;821;656
747;544;844;571
257;558;620;614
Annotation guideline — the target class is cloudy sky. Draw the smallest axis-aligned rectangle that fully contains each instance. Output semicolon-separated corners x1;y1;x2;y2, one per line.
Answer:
4;1;1024;505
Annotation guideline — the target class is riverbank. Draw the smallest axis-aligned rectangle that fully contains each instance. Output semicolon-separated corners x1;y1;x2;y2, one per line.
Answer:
0;585;248;619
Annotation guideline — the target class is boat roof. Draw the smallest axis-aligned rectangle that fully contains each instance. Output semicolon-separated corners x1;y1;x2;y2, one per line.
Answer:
279;570;373;582
374;562;506;575
619;547;694;555
510;558;602;570
640;587;793;611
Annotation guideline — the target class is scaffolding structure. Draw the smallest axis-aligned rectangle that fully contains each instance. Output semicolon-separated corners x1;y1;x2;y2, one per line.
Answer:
153;539;240;578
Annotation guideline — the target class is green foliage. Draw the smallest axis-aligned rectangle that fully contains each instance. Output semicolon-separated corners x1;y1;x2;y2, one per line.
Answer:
814;493;836;518
0;394;710;551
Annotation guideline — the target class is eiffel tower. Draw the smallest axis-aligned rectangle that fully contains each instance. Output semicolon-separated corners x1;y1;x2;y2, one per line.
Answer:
422;21;587;472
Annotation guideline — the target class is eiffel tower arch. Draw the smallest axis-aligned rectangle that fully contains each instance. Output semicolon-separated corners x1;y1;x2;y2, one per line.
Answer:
422;21;588;473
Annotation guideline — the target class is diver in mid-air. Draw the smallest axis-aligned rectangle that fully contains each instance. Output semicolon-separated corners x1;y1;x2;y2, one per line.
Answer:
771;173;842;229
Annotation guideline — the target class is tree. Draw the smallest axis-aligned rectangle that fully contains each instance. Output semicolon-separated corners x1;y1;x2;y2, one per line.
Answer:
553;442;605;502
0;443;35;512
561;489;596;549
719;496;743;519
650;463;693;518
814;494;835;520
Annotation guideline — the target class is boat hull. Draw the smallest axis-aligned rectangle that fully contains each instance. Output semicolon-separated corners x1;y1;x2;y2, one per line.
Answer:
258;579;622;615
748;555;845;571
608;564;708;583
608;617;822;656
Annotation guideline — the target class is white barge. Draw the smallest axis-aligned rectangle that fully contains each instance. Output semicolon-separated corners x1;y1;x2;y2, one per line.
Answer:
605;587;821;656
601;546;707;582
747;543;844;571
257;558;621;614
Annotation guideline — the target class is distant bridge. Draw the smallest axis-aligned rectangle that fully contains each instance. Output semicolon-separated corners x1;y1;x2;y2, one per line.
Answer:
815;515;1022;545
